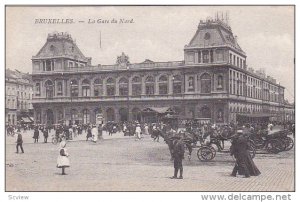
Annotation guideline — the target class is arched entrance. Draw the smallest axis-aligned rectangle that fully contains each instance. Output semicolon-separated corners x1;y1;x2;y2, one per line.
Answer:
106;108;115;122
199;106;211;118
82;109;90;124
132;108;141;122
46;109;54;125
119;108;129;122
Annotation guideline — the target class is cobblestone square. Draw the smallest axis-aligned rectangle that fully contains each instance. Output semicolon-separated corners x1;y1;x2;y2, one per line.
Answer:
5;130;294;191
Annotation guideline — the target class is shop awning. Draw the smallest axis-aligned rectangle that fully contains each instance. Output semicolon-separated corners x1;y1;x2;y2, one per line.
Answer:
20;117;33;123
142;107;174;114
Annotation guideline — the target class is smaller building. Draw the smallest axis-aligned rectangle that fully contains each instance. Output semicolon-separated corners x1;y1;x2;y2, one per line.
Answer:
5;69;34;125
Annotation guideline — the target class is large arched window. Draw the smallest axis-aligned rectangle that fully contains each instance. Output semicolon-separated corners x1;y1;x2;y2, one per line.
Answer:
70;80;79;97
187;76;195;92
94;79;103;97
172;75;182;94
119;77;128;96
158;75;168;95
119;108;129;122
145;76;155;95
200;73;211;93
57;111;64;123
217;75;223;90
132;76;142;96
106;108;115;122
132;108;142;122
82;79;90;97
35;83;41;96
106;78;115;96
82;109;90;124
45;80;54;98
57;81;63;96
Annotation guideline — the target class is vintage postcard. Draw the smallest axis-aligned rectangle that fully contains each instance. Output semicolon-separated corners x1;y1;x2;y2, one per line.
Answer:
5;5;295;193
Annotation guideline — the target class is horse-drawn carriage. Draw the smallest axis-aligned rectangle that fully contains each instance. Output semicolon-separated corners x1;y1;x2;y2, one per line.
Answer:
250;129;294;154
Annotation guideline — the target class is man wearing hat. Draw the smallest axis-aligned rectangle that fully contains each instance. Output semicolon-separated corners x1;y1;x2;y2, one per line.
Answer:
15;132;24;153
170;135;185;179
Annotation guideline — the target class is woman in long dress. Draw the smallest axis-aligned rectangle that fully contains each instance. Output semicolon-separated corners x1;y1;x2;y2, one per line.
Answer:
57;141;70;175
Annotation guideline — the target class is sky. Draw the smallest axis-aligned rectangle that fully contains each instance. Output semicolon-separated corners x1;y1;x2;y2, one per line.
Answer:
5;6;294;102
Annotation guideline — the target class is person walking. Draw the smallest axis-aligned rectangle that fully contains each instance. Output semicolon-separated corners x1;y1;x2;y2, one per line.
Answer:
57;141;70;175
170;136;185;179
33;127;39;143
135;123;142;140
144;123;149;136
43;128;49;143
91;125;98;143
15;132;24;153
230;129;261;178
86;126;92;141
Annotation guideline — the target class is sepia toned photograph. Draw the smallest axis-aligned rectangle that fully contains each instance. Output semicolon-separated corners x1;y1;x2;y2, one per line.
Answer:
5;5;295;192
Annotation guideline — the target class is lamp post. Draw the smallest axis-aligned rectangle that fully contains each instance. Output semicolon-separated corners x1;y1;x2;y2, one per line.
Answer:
70;80;73;125
172;76;175;114
126;66;130;122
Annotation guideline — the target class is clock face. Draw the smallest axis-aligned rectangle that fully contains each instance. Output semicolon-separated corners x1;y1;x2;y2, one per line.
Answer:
204;32;211;40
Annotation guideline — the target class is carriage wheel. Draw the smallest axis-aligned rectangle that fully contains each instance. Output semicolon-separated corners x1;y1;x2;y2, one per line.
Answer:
253;138;264;150
266;139;283;154
52;137;58;145
197;146;215;161
284;137;294;151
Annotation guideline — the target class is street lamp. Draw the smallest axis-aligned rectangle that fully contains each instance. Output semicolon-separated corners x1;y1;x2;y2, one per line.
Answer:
126;66;130;122
172;76;175;113
70;80;73;125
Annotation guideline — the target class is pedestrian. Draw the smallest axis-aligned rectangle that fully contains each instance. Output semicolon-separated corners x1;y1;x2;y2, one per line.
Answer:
33;127;39;143
230;129;261;178
170;136;185;179
43;128;49;143
135;123;142;140
144;123;149;136
86;126;92;141
91;125;98;143
15;132;24;153
97;124;102;139
57;141;70;175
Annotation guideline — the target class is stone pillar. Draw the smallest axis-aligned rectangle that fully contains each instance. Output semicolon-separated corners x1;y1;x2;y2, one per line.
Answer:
128;77;132;96
155;76;159;95
66;79;70;97
194;52;198;64
90;81;94;97
115;80;119;96
168;75;173;95
103;79;107;96
194;75;198;92
141;76;146;95
78;79;82;97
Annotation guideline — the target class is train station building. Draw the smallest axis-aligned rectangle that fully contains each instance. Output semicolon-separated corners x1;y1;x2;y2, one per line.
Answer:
31;17;293;125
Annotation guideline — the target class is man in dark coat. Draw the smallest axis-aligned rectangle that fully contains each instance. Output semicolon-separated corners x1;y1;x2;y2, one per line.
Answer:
16;132;24;153
230;130;261;178
43;128;49;143
170;136;185;179
33;127;39;143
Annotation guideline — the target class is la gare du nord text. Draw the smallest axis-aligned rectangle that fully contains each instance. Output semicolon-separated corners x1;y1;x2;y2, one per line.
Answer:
34;18;134;24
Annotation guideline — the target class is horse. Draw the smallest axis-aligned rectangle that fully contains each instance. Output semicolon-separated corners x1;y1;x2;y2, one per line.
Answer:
154;129;195;160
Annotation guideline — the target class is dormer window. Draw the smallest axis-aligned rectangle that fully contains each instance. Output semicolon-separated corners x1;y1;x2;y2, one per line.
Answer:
204;32;211;40
50;45;55;51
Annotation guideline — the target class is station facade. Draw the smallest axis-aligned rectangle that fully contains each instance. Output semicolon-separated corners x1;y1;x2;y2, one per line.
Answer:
31;18;292;125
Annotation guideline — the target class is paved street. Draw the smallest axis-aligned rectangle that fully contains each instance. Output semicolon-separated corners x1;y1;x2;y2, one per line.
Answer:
5;130;294;191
